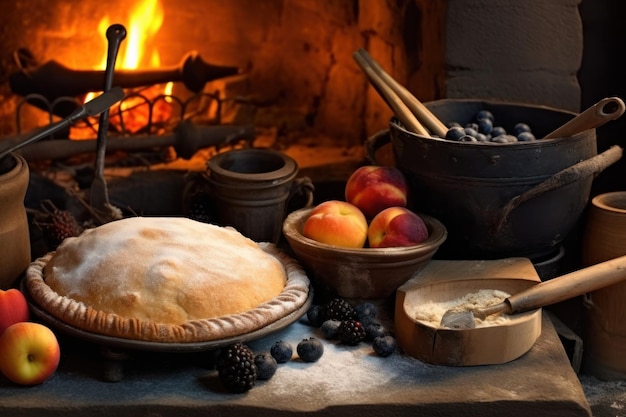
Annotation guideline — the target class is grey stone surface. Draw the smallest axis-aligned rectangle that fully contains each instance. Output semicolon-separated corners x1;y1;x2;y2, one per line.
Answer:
0;311;591;417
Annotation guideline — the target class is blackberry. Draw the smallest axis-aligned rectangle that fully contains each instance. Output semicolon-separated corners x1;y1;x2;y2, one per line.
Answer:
306;304;325;327
270;340;293;364
297;338;324;362
320;319;341;339
217;343;257;393
372;335;397;357
254;353;278;380
324;298;355;322
338;319;366;346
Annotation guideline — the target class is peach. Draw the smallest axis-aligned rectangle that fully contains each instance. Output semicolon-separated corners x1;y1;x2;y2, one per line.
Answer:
345;165;409;219
0;288;30;335
0;322;60;385
368;207;429;248
302;200;368;248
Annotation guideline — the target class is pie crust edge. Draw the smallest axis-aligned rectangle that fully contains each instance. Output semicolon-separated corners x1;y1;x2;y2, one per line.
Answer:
25;242;310;343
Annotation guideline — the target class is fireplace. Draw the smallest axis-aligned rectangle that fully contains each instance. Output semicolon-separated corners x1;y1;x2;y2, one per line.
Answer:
0;0;447;152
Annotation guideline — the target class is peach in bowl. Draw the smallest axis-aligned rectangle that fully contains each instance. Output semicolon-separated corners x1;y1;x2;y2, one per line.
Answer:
282;207;447;299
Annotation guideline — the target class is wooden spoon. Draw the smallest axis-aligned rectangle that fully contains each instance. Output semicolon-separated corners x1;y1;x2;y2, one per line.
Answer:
440;254;626;329
543;96;625;139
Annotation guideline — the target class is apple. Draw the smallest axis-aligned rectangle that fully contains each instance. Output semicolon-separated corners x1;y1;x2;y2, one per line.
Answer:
302;200;368;248
0;288;30;335
345;165;409;219
0;322;60;385
368;207;429;248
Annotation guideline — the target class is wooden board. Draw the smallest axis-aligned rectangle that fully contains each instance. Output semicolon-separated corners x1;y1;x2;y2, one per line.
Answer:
395;258;542;366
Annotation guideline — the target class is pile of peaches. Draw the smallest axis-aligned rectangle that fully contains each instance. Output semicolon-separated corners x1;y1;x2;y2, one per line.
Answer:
303;165;429;249
0;288;60;386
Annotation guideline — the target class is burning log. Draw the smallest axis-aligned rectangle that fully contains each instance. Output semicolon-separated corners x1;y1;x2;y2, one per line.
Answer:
9;49;242;117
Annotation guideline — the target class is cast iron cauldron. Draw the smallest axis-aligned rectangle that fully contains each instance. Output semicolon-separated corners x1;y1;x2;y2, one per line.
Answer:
367;99;620;260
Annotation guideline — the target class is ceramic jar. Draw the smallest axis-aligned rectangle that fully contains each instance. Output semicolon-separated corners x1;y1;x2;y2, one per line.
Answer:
0;154;31;289
581;191;626;380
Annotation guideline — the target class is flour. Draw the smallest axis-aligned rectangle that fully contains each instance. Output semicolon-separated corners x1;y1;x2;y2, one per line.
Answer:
409;289;512;328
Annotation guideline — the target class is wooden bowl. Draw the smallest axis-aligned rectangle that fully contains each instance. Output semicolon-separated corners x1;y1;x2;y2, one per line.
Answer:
282;207;447;299
395;258;543;366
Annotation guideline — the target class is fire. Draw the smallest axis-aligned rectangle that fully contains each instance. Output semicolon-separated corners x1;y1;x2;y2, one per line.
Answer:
81;0;173;136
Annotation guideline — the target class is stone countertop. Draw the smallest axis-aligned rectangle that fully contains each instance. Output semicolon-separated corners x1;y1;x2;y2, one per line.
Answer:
0;307;591;417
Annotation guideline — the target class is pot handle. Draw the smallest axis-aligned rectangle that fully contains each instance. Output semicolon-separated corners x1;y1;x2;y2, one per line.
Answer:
364;129;392;164
492;145;624;234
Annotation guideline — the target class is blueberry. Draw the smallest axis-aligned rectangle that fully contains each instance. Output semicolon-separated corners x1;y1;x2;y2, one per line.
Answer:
465;122;479;132
373;336;397;357
447;121;462;128
320;319;341;339
306;304;325;327
354;302;377;322
491;134;517;143
364;321;386;341
270;340;293;363
297;338;324;362
517;131;536;141
513;122;531;136
458;134;478;142
254;353;278;380
477;118;493;135
475;133;489;142
463;127;479;138
445;126;465;141
475;110;495;122
491;126;507;137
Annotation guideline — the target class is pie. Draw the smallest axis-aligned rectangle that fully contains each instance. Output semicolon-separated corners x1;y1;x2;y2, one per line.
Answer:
25;217;310;343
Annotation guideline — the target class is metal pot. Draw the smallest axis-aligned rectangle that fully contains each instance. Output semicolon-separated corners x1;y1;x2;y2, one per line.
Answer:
368;99;622;260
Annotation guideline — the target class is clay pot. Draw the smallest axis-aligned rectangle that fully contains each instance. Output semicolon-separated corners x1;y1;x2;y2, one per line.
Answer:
581;192;626;380
188;148;314;244
0;154;31;289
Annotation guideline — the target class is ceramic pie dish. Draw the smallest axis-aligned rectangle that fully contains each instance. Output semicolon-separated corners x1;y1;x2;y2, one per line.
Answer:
24;217;311;346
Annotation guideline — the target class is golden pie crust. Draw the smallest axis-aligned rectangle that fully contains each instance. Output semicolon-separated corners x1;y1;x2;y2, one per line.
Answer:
25;217;310;343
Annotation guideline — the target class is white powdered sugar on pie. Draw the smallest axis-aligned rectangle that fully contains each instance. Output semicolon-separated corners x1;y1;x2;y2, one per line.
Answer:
26;217;310;343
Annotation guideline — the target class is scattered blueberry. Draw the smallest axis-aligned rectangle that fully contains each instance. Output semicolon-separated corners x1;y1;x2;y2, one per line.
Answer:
254;353;278;380
320;319;341;339
372;336;398;357
270;340;293;364
297;338;324;362
364;321;386;341
354;302;377;322
306;304;325;327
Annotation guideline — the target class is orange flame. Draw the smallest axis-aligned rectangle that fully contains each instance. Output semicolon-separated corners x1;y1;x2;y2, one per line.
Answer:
81;0;174;136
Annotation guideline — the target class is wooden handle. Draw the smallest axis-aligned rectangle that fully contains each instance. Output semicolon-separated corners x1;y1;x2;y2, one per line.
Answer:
352;51;429;136
507;254;626;313
543;97;625;139
355;49;448;138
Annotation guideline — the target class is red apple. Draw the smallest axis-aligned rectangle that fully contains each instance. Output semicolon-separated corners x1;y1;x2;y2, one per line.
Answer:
345;165;409;219
302;200;368;248
368;207;429;248
0;322;60;385
0;288;30;335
